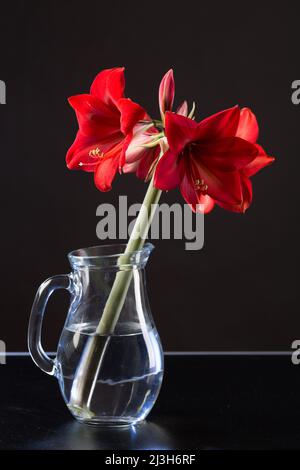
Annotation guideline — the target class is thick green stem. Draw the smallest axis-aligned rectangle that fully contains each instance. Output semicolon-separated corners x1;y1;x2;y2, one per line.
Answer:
96;176;162;334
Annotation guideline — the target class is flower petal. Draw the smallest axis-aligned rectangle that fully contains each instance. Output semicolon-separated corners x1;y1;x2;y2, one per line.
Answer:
179;170;214;213
191;156;243;206
197;137;258;172
125;123;157;164
136;146;160;180
217;173;252;213
66;131;122;170
180;171;199;210
90;67;125;108
236;108;259;143
243;149;275;177
240;174;253;212
123;123;160;178
198;194;215;214
117;98;146;135
165;112;198;154
122;161;139;173
68;94;120;138
154;149;182;190
194;106;240;141
118;132;133;169
94;155;119;192
176;101;188;117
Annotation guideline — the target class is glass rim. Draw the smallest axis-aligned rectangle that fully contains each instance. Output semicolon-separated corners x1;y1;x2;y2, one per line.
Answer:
68;242;154;263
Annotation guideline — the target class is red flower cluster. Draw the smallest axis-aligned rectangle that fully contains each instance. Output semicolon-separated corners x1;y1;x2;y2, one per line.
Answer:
66;67;145;191
67;67;274;213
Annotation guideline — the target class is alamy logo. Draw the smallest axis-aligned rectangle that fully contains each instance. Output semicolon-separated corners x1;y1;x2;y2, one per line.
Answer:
291;340;300;365
291;80;300;105
0;340;6;364
96;196;204;251
0;80;6;104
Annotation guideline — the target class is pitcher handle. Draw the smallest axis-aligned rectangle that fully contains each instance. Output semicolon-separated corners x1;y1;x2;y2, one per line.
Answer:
28;274;73;376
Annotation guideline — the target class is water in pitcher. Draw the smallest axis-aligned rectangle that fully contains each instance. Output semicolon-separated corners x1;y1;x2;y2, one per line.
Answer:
56;322;164;425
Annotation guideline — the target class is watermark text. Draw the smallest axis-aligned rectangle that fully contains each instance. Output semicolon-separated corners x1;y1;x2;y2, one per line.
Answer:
0;80;6;104
291;340;300;365
0;340;6;364
291;80;300;105
96;196;204;251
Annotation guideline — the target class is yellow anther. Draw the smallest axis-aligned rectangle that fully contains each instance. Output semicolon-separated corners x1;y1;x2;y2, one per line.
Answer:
88;147;103;158
194;179;208;192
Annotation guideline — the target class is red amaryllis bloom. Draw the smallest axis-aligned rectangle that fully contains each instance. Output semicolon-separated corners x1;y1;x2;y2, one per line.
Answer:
154;106;274;213
66;67;146;191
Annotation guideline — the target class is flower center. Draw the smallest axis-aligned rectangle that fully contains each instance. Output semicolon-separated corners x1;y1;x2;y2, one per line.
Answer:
79;148;104;167
88;147;103;158
194;178;208;192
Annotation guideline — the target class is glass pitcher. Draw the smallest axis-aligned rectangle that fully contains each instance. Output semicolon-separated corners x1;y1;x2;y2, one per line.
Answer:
28;243;164;426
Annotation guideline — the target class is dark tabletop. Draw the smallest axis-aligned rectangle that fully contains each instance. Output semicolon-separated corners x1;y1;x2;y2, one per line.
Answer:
0;355;299;450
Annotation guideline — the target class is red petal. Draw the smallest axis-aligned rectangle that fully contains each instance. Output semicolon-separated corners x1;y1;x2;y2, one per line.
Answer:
240;174;253;212
255;144;266;155
180;172;215;213
66;131;95;170
236;108;259;143
197;137;258;172
165;112;198;154
194;106;240;141
94;155;119;192
68;94;120;138
154;149;182;190
159;69;175;116
117;98;146;135
136;146;160;180
180;171;199;210
198;194;215;214
217;174;252;213
191;155;243;206
243;154;275;177
90;67;125;108
66;131;122;170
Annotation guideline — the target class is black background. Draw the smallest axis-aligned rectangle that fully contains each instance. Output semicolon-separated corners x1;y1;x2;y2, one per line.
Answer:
0;0;299;351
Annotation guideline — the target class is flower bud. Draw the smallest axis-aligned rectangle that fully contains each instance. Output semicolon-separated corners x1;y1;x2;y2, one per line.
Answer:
159;69;175;121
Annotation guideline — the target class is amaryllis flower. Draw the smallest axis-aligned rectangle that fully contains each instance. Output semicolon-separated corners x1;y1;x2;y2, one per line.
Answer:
154;106;274;213
66;67;146;191
124;69;192;181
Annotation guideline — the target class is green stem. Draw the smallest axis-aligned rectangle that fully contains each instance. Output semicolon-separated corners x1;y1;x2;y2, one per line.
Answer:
96;175;162;334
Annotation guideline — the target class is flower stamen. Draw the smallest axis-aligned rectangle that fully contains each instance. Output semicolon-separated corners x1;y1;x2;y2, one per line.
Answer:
88;147;104;158
79;148;105;167
79;162;98;167
194;178;208;192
